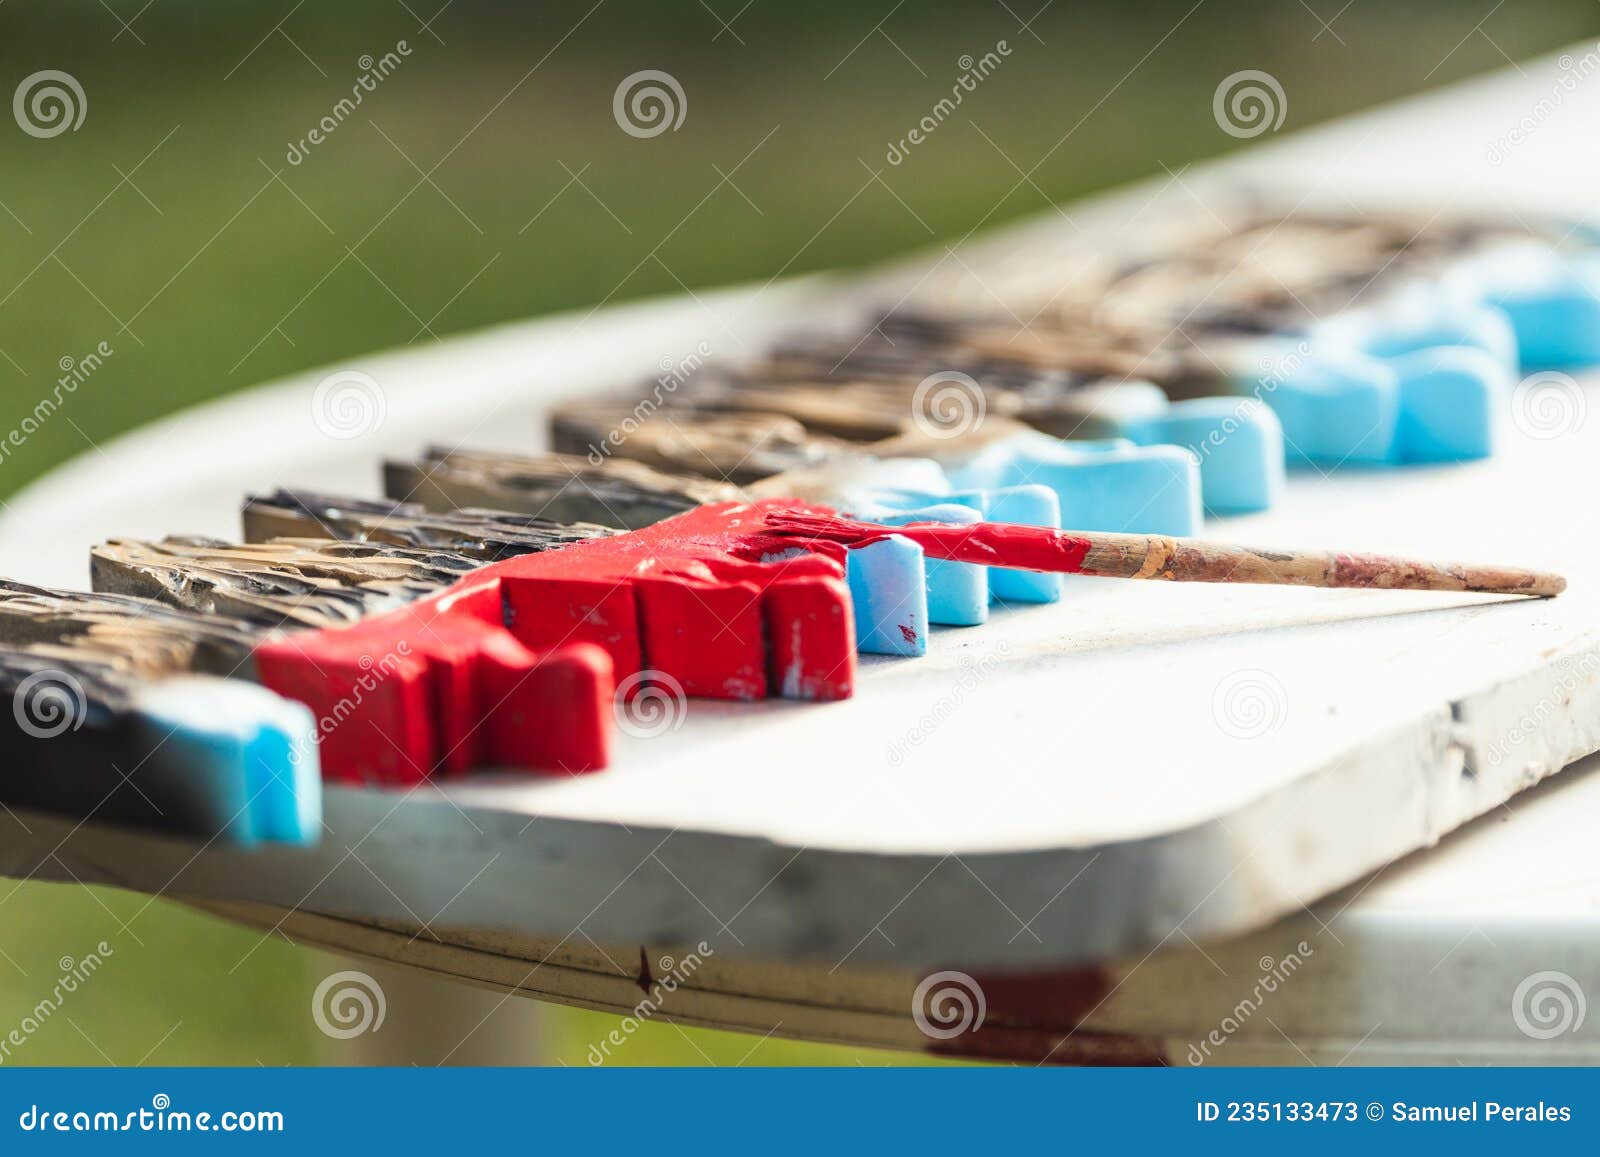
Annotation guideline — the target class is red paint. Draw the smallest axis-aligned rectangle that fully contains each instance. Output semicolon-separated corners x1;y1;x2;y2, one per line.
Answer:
255;605;613;785
1331;551;1429;588
929;1027;1168;1066
926;965;1168;1066
488;500;855;701
763;510;1095;574
256;500;857;782
972;964;1118;1028
635;947;654;995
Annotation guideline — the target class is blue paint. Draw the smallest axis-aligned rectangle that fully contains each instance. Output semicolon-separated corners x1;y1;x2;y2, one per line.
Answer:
1390;345;1508;462
843;534;928;656
946;431;1203;536
840;474;1064;608
1315;294;1518;374
831;434;1201;634
949;484;1062;604
1254;299;1512;468
847;501;988;626
1117;397;1284;516
133;677;322;846
1251;345;1401;466
1277;292;1517;465
1446;243;1600;370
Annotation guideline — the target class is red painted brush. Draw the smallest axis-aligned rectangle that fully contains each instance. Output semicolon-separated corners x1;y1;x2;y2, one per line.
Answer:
254;500;857;782
761;510;1567;598
233;500;1563;785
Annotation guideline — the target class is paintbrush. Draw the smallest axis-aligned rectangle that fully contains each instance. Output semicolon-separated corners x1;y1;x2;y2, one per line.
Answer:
91;535;479;630
760;511;1566;598
557;201;1600;520
241;489;617;561
89;530;619;780
385;447;740;530
0;581;321;845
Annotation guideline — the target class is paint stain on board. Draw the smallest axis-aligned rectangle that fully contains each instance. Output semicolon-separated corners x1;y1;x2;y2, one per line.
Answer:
928;964;1169;1066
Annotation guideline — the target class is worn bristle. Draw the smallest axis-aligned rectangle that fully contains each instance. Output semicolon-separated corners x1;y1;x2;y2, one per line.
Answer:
761;510;881;543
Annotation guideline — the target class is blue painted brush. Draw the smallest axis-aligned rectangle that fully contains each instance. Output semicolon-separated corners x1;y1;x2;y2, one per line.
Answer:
0;584;320;846
856;206;1600;472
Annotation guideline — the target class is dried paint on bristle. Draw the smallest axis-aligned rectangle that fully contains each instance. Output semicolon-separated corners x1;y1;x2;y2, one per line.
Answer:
259;500;859;781
761;509;1096;574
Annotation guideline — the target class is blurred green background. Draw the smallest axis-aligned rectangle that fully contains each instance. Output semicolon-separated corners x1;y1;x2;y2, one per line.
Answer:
0;0;1595;1065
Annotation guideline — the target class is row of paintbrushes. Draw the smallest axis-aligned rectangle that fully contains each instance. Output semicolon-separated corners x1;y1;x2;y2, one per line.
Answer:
1;448;1562;849
7;203;1594;846
594;205;1600;521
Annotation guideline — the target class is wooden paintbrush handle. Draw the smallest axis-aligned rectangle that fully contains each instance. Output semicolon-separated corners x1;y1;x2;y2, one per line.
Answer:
1074;533;1567;597
759;511;1567;598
